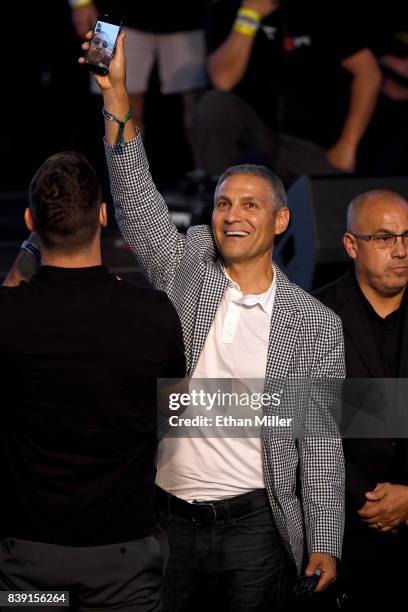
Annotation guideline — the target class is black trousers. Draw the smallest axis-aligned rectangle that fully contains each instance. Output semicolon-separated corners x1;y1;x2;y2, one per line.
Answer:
157;488;292;612
193;90;342;186
0;531;168;612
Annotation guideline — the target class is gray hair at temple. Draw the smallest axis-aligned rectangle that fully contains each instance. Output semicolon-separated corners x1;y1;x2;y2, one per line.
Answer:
346;189;408;231
215;164;287;211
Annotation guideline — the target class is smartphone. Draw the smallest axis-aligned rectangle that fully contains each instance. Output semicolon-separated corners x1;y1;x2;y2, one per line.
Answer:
84;15;122;76
290;570;321;597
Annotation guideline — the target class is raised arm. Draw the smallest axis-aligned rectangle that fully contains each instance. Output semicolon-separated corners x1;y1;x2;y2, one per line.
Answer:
80;32;186;291
208;0;279;91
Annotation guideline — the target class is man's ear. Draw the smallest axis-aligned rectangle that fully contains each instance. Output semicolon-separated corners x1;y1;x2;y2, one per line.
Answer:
275;207;290;236
24;208;35;231
343;232;357;260
99;202;108;227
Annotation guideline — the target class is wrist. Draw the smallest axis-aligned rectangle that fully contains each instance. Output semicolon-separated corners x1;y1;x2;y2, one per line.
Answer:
69;0;93;8
234;6;261;37
102;106;134;146
102;87;130;112
21;239;41;263
241;2;262;20
335;137;358;151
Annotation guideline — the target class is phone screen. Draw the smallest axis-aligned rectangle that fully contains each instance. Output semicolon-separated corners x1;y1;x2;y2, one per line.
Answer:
85;20;121;70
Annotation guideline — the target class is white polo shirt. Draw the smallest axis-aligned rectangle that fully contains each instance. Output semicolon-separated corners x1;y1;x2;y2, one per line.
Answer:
156;268;276;501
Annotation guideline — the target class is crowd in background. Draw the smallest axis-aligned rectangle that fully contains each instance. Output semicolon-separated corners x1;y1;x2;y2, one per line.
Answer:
1;0;407;195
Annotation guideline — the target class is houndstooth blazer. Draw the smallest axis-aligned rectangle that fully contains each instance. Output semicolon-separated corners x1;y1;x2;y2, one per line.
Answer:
105;135;345;573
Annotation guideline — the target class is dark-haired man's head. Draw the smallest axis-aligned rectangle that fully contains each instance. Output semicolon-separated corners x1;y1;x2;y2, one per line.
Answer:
26;151;106;258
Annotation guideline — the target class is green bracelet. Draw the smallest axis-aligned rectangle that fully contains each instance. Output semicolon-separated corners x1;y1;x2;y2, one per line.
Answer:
102;106;134;147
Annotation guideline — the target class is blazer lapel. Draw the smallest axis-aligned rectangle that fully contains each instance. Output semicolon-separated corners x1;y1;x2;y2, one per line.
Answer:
265;267;303;384
189;259;228;376
335;275;384;378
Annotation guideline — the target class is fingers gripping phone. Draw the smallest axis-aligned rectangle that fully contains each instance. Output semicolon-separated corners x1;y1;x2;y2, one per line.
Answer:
84;15;122;76
291;570;321;597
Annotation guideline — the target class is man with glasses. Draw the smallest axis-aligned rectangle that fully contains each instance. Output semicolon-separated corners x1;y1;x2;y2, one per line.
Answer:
315;189;408;607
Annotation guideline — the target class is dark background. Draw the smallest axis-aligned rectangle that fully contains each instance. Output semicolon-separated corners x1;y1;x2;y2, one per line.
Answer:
0;1;407;285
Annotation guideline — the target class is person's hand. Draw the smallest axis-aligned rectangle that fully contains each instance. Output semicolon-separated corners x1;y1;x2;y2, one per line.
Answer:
71;3;98;39
379;55;408;101
79;31;127;94
380;55;408;79
304;553;337;593
358;483;408;532
241;0;280;19
381;77;408;102
326;140;356;172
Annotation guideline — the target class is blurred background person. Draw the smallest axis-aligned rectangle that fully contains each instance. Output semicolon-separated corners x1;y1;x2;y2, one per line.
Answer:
0;0;406;286
358;0;408;176
194;0;382;186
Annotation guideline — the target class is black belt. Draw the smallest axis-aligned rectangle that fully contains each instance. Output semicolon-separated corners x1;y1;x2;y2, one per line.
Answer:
156;487;269;523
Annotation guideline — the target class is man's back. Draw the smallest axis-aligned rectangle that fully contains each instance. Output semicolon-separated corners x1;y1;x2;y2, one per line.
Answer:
0;265;185;546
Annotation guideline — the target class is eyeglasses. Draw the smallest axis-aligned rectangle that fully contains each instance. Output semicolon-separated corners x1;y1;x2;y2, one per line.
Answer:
93;37;109;49
351;232;408;249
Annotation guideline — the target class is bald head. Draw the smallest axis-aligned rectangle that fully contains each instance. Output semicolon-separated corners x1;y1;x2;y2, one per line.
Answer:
347;190;408;232
343;189;408;303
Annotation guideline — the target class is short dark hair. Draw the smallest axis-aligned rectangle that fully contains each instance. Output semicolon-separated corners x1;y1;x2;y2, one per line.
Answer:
29;151;102;253
215;164;287;210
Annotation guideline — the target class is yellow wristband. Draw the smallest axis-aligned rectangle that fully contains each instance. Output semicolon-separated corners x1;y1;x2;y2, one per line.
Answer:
238;7;262;23
69;0;93;8
233;19;259;37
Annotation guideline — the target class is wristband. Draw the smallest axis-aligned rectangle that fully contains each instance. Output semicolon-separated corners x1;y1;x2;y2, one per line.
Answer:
233;6;261;37
21;240;41;262
237;7;262;23
233;19;260;37
102;107;134;147
69;0;93;8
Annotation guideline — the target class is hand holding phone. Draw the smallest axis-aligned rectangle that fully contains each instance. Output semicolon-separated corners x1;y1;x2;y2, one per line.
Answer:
291;570;321;597
84;15;122;76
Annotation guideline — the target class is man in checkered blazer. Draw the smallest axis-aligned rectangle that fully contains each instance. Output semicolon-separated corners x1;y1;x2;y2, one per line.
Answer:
89;31;345;610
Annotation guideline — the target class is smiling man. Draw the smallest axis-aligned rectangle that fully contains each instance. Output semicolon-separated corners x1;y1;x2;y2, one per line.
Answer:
211;165;289;293
87;32;345;611
315;190;408;607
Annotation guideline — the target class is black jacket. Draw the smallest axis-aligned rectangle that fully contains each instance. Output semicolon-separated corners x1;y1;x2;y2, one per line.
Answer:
314;271;408;530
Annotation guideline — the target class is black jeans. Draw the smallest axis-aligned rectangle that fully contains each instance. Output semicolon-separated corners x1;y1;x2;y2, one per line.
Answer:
158;489;290;612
